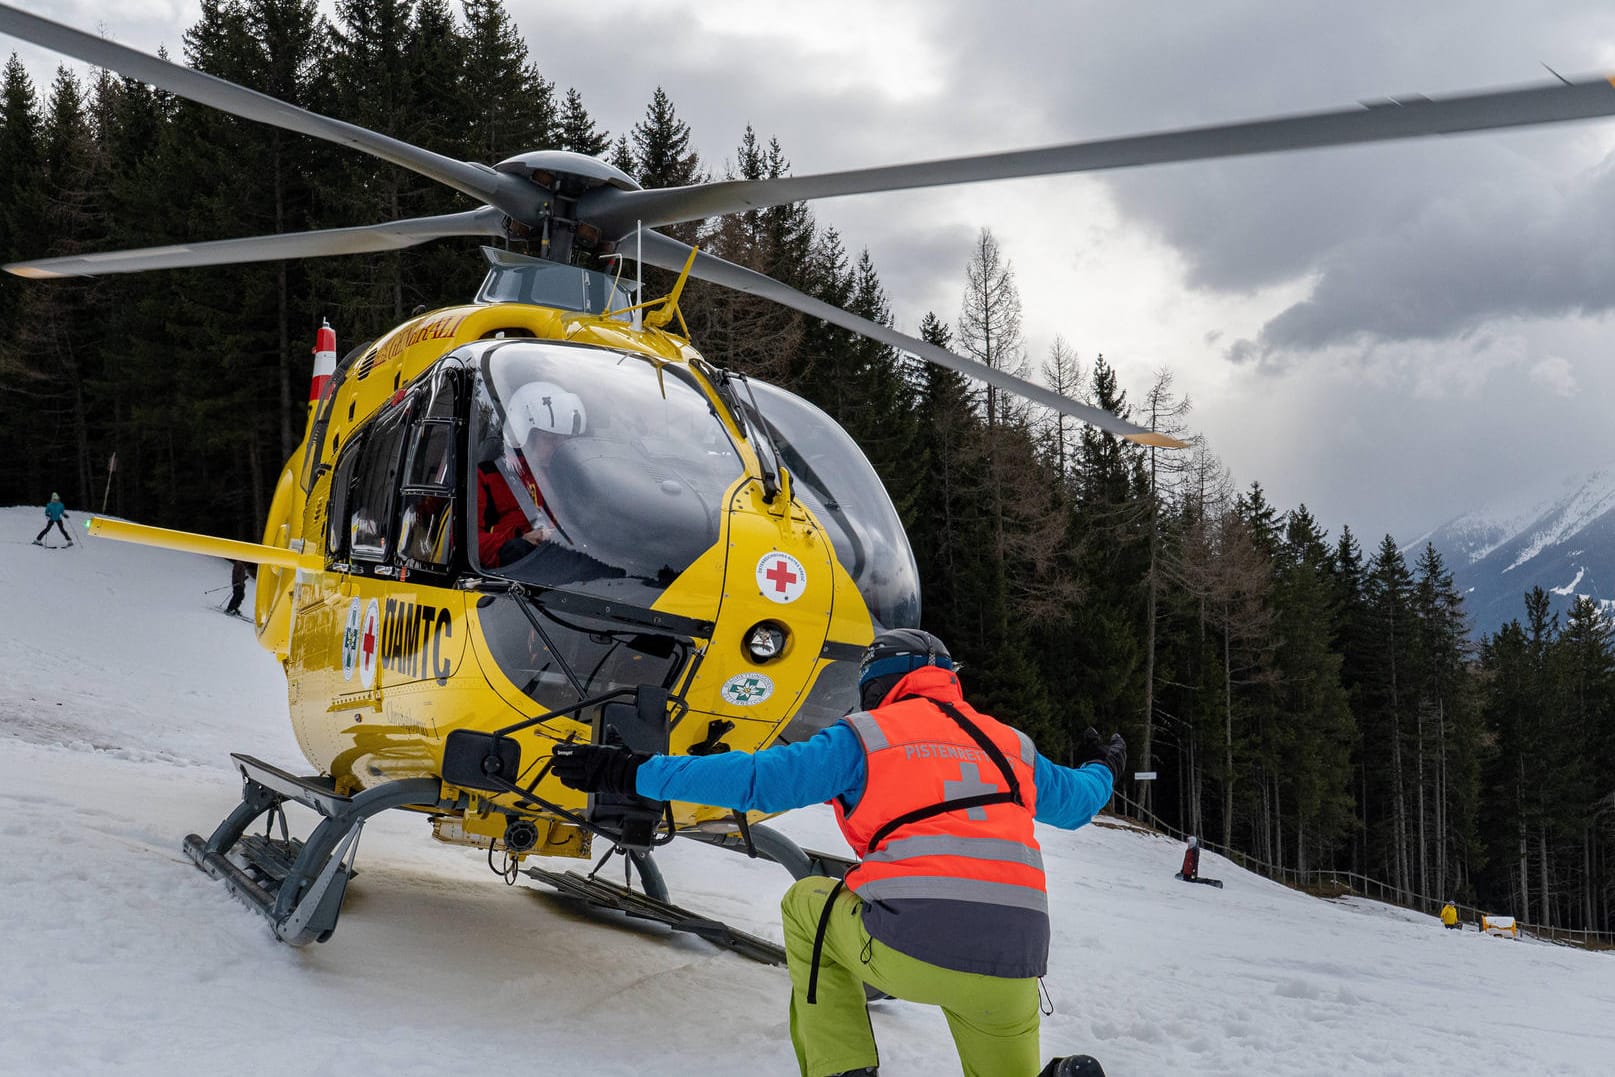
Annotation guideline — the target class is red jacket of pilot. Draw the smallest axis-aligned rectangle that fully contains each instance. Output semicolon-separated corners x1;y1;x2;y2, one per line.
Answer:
476;459;545;566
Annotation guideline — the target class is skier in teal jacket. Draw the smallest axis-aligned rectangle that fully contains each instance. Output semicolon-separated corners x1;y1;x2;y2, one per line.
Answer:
33;493;73;546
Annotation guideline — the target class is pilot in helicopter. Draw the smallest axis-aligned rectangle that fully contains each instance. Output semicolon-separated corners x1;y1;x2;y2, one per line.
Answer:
476;380;582;568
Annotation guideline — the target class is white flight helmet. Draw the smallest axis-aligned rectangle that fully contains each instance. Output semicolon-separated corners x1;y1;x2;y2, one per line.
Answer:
505;381;586;444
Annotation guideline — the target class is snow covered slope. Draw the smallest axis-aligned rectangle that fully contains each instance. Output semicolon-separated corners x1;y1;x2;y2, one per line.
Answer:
2;505;1611;1076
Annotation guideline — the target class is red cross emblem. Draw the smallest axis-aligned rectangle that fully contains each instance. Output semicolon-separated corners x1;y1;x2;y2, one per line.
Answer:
765;559;798;593
358;599;380;688
756;552;807;604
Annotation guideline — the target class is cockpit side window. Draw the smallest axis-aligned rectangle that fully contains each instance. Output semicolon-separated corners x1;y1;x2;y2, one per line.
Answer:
349;404;412;564
398;415;458;571
326;430;365;563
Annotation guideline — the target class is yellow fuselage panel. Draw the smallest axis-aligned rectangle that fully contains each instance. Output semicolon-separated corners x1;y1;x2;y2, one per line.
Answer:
287;572;477;786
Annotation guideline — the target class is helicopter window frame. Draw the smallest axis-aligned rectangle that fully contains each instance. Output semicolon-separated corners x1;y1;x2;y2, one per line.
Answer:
395;367;466;575
325;428;367;564
347;398;416;567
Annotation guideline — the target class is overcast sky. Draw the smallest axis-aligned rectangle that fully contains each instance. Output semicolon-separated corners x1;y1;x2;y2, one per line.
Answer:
9;0;1615;543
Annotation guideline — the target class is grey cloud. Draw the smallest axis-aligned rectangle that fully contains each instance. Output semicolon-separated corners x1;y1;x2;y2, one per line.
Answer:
1256;151;1615;352
921;1;1615;339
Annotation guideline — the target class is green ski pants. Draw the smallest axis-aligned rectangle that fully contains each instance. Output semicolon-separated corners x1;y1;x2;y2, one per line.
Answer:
780;876;1042;1077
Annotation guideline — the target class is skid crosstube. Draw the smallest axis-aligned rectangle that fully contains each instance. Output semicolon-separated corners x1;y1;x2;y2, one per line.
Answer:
524;864;788;965
184;753;444;945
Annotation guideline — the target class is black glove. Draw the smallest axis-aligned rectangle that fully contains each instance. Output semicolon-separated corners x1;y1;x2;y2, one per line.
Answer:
550;743;649;795
1076;727;1127;785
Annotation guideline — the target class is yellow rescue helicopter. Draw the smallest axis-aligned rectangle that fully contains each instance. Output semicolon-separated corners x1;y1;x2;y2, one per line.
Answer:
5;2;1615;952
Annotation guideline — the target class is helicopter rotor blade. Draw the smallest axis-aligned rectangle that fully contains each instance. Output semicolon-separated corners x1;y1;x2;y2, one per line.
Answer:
0;3;544;221
583;75;1615;233
632;231;1184;448
4;208;506;278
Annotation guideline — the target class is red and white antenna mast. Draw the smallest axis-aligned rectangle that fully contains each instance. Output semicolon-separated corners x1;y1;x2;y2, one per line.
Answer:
309;318;336;407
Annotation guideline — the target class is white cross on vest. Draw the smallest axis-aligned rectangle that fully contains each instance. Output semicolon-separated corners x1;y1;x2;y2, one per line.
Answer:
942;761;999;821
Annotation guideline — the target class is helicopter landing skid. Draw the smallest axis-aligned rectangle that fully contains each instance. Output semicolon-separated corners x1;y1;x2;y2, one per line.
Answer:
183;754;444;946
523;862;787;966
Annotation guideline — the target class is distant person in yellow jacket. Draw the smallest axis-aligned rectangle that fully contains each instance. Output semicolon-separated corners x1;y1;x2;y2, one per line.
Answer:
1441;901;1460;930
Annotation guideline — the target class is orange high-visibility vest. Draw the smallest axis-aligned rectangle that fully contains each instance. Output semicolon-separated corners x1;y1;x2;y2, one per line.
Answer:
833;665;1049;977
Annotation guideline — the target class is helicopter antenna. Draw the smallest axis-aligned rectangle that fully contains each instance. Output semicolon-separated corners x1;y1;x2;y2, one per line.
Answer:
644;244;698;335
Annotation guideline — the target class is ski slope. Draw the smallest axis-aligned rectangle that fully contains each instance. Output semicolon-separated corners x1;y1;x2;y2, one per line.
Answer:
1;504;1610;1076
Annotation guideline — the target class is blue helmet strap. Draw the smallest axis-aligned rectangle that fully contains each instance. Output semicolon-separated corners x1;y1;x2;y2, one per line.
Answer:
859;652;954;686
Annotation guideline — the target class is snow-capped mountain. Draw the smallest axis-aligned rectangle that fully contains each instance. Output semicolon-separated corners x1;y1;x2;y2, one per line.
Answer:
1413;466;1615;639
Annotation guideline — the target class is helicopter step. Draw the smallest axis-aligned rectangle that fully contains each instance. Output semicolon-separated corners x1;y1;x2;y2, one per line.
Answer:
184;754;444;946
523;863;787;966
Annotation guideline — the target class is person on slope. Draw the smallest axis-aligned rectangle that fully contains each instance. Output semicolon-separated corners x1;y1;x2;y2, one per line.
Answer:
224;559;253;617
552;628;1125;1077
33;492;72;547
1180;835;1201;881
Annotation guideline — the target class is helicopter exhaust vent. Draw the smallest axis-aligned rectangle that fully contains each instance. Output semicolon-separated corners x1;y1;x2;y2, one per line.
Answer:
309;319;336;404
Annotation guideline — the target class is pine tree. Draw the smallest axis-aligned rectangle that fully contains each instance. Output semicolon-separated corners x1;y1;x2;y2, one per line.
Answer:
0;54;45;498
1268;505;1354;872
460;0;555;162
694;127;808;383
626;86;704;288
1553;596;1615;929
1363;535;1418;897
909;313;981;650
557;87;610;157
14;68;112;505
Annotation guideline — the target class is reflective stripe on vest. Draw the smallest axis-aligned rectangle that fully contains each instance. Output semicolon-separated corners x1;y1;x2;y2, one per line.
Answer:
855;875;1051;914
864;834;1044;871
844;710;887;752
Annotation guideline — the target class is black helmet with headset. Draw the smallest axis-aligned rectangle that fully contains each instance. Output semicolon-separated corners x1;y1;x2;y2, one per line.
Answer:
857;628;954;709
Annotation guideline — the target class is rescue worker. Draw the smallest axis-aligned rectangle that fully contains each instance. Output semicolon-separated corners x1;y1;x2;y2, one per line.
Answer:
552;628;1125;1077
1441;900;1460;930
476;380;583;567
32;492;72;546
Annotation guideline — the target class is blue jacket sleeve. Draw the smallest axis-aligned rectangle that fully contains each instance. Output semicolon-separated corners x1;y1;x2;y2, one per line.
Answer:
1032;754;1113;829
635;722;867;814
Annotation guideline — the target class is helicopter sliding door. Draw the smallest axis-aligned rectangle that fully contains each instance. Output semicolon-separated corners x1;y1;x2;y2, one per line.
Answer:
286;365;473;786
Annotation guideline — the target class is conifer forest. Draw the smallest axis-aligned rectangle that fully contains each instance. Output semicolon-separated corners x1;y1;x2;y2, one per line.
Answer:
1;0;1611;937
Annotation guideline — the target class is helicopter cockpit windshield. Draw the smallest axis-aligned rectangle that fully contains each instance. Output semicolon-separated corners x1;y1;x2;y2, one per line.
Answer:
470;340;743;606
740;379;920;631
